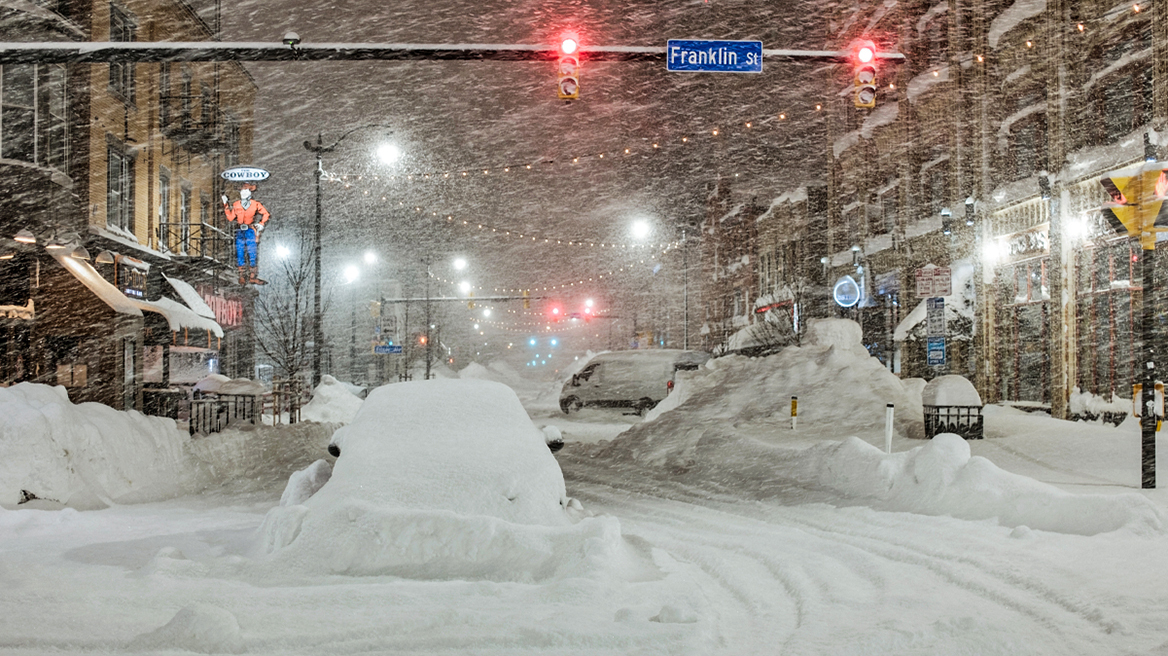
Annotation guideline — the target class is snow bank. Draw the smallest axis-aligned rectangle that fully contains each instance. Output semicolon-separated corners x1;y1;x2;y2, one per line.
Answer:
299;375;363;424
795;434;1162;535
602;319;925;469
127;604;244;654
256;379;633;581
0;383;193;508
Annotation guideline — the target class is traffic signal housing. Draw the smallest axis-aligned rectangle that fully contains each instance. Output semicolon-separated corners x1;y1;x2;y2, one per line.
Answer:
558;37;580;100
1100;162;1168;250
852;40;877;109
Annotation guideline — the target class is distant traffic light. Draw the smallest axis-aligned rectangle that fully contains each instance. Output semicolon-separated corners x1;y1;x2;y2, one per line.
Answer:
852;40;877;109
522;290;530;310
558;37;580;99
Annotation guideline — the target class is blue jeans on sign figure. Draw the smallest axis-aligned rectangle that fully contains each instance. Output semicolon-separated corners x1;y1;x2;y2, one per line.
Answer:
235;227;257;267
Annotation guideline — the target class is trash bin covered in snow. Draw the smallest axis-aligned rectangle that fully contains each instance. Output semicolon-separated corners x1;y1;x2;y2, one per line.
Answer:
922;375;984;440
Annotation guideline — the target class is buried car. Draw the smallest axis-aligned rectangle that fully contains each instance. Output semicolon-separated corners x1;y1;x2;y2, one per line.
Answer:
255;378;629;581
560;349;709;415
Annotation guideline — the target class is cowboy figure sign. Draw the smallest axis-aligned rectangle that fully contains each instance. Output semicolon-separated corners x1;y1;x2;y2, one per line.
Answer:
222;181;270;285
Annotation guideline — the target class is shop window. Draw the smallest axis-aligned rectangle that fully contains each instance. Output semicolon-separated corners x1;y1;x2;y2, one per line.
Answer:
108;4;135;102
2;64;35;162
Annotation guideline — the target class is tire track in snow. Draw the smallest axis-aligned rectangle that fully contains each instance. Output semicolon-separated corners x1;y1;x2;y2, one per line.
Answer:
563;455;1123;653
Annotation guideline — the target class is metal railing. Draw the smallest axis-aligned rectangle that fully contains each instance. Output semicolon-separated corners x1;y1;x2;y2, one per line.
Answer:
189;393;259;436
158;221;232;265
923;405;984;440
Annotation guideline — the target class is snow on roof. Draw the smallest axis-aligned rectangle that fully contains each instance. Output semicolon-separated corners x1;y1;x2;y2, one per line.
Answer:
907;65;949;102
989;0;1046;49
893;260;976;341
917;1;948;32
861;101;898;139
52;252;143;317
164;275;216;319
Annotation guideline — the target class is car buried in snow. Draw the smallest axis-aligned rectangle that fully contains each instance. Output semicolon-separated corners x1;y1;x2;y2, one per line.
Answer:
559;349;709;416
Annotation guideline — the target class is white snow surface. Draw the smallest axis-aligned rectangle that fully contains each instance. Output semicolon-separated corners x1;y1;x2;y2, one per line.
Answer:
256;379;632;581
922;375;983;406
164;274;217;319
127;603;244;654
299;374;364;423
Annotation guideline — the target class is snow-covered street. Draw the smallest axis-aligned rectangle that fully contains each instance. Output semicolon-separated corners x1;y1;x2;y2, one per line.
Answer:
4;321;1168;655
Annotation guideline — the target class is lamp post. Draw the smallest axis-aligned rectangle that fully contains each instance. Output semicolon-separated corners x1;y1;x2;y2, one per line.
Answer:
303;124;393;388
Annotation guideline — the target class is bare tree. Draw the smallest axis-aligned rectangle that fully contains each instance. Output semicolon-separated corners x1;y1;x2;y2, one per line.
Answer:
252;230;316;379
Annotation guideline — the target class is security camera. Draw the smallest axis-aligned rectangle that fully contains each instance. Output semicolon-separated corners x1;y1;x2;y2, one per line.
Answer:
283;32;301;48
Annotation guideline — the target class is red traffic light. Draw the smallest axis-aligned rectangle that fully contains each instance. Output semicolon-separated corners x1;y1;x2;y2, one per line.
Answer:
560;38;578;55
857;45;874;63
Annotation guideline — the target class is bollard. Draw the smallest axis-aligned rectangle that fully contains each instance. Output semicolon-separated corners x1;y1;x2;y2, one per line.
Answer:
791;396;798;431
885;403;894;454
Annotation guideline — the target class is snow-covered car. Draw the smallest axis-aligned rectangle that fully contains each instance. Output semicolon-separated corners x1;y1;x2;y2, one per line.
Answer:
559;349;709;415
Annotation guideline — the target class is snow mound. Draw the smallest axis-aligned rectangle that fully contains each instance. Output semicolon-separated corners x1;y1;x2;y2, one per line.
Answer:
458;362;493;379
300;375;363;424
602;319;924;469
127;603;244;654
279;459;332;507
256;379;634;581
216;378;265;396
799;434;1162;535
922;375;982;406
0;383;193;508
194;374;231;393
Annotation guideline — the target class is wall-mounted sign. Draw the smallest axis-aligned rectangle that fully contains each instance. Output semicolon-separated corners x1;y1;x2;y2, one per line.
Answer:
1001;224;1050;262
927;337;947;366
198;286;243;327
833;275;861;308
114;255;148;299
926;297;946;336
220;166;270;182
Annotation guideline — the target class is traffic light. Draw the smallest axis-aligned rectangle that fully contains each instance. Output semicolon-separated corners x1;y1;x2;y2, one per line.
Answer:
558;37;580;100
852;40;877;109
522;290;530;310
1100;162;1168;250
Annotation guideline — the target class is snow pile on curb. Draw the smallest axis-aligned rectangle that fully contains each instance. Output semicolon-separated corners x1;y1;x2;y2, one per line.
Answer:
1069;386;1131;418
0;383;194;508
300;375;364;424
795;434;1163;535
257;379;632;581
604;319;924;469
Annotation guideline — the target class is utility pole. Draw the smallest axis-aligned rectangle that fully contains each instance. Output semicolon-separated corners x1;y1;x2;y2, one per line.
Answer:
423;258;433;380
682;226;689;350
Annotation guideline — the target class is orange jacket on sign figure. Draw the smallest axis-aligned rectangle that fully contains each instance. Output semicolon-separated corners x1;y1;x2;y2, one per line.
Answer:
222;182;271;284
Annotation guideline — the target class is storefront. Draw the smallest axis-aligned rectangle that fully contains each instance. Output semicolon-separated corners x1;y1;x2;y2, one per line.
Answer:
993;223;1051;405
1074;237;1138;400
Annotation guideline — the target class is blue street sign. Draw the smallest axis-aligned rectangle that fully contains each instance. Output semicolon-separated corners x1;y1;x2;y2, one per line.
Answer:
374;345;403;355
927;337;947;366
666;40;763;73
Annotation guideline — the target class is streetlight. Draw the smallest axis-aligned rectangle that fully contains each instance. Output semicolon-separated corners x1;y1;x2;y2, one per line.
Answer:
364;250;377;265
344;265;360;383
304;124;394;388
631;219;651;240
452;257;468;271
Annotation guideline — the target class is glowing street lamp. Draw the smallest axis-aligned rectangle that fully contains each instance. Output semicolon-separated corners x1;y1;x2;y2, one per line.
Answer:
453;257;468;271
631;220;651;240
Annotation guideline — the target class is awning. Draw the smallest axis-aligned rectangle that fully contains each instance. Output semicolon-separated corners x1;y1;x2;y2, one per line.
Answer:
53;253;223;336
164;274;216;319
52;252;143;317
135;297;224;338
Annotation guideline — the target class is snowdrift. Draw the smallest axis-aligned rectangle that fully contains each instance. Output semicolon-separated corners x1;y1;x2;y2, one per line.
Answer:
0;382;337;508
595;319;1161;535
256;379;634;581
299;374;364;424
0;383;193;508
792;434;1162;535
611;318;925;469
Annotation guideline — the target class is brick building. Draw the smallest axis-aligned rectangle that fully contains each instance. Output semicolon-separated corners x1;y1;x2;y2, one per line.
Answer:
0;0;257;410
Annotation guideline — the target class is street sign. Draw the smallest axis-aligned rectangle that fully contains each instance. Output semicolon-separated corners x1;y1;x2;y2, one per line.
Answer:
374;345;403;355
666;40;762;73
915;266;951;297
927;337;947;366
220;166;270;182
926;297;946;337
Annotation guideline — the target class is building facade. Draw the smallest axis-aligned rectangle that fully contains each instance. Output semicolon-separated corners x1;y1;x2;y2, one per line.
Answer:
699;0;1166;419
0;0;257;411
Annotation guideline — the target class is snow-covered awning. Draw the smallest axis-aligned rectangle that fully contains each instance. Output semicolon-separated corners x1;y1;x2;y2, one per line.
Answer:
53;253;143;317
164;275;216;319
135;297;224;338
